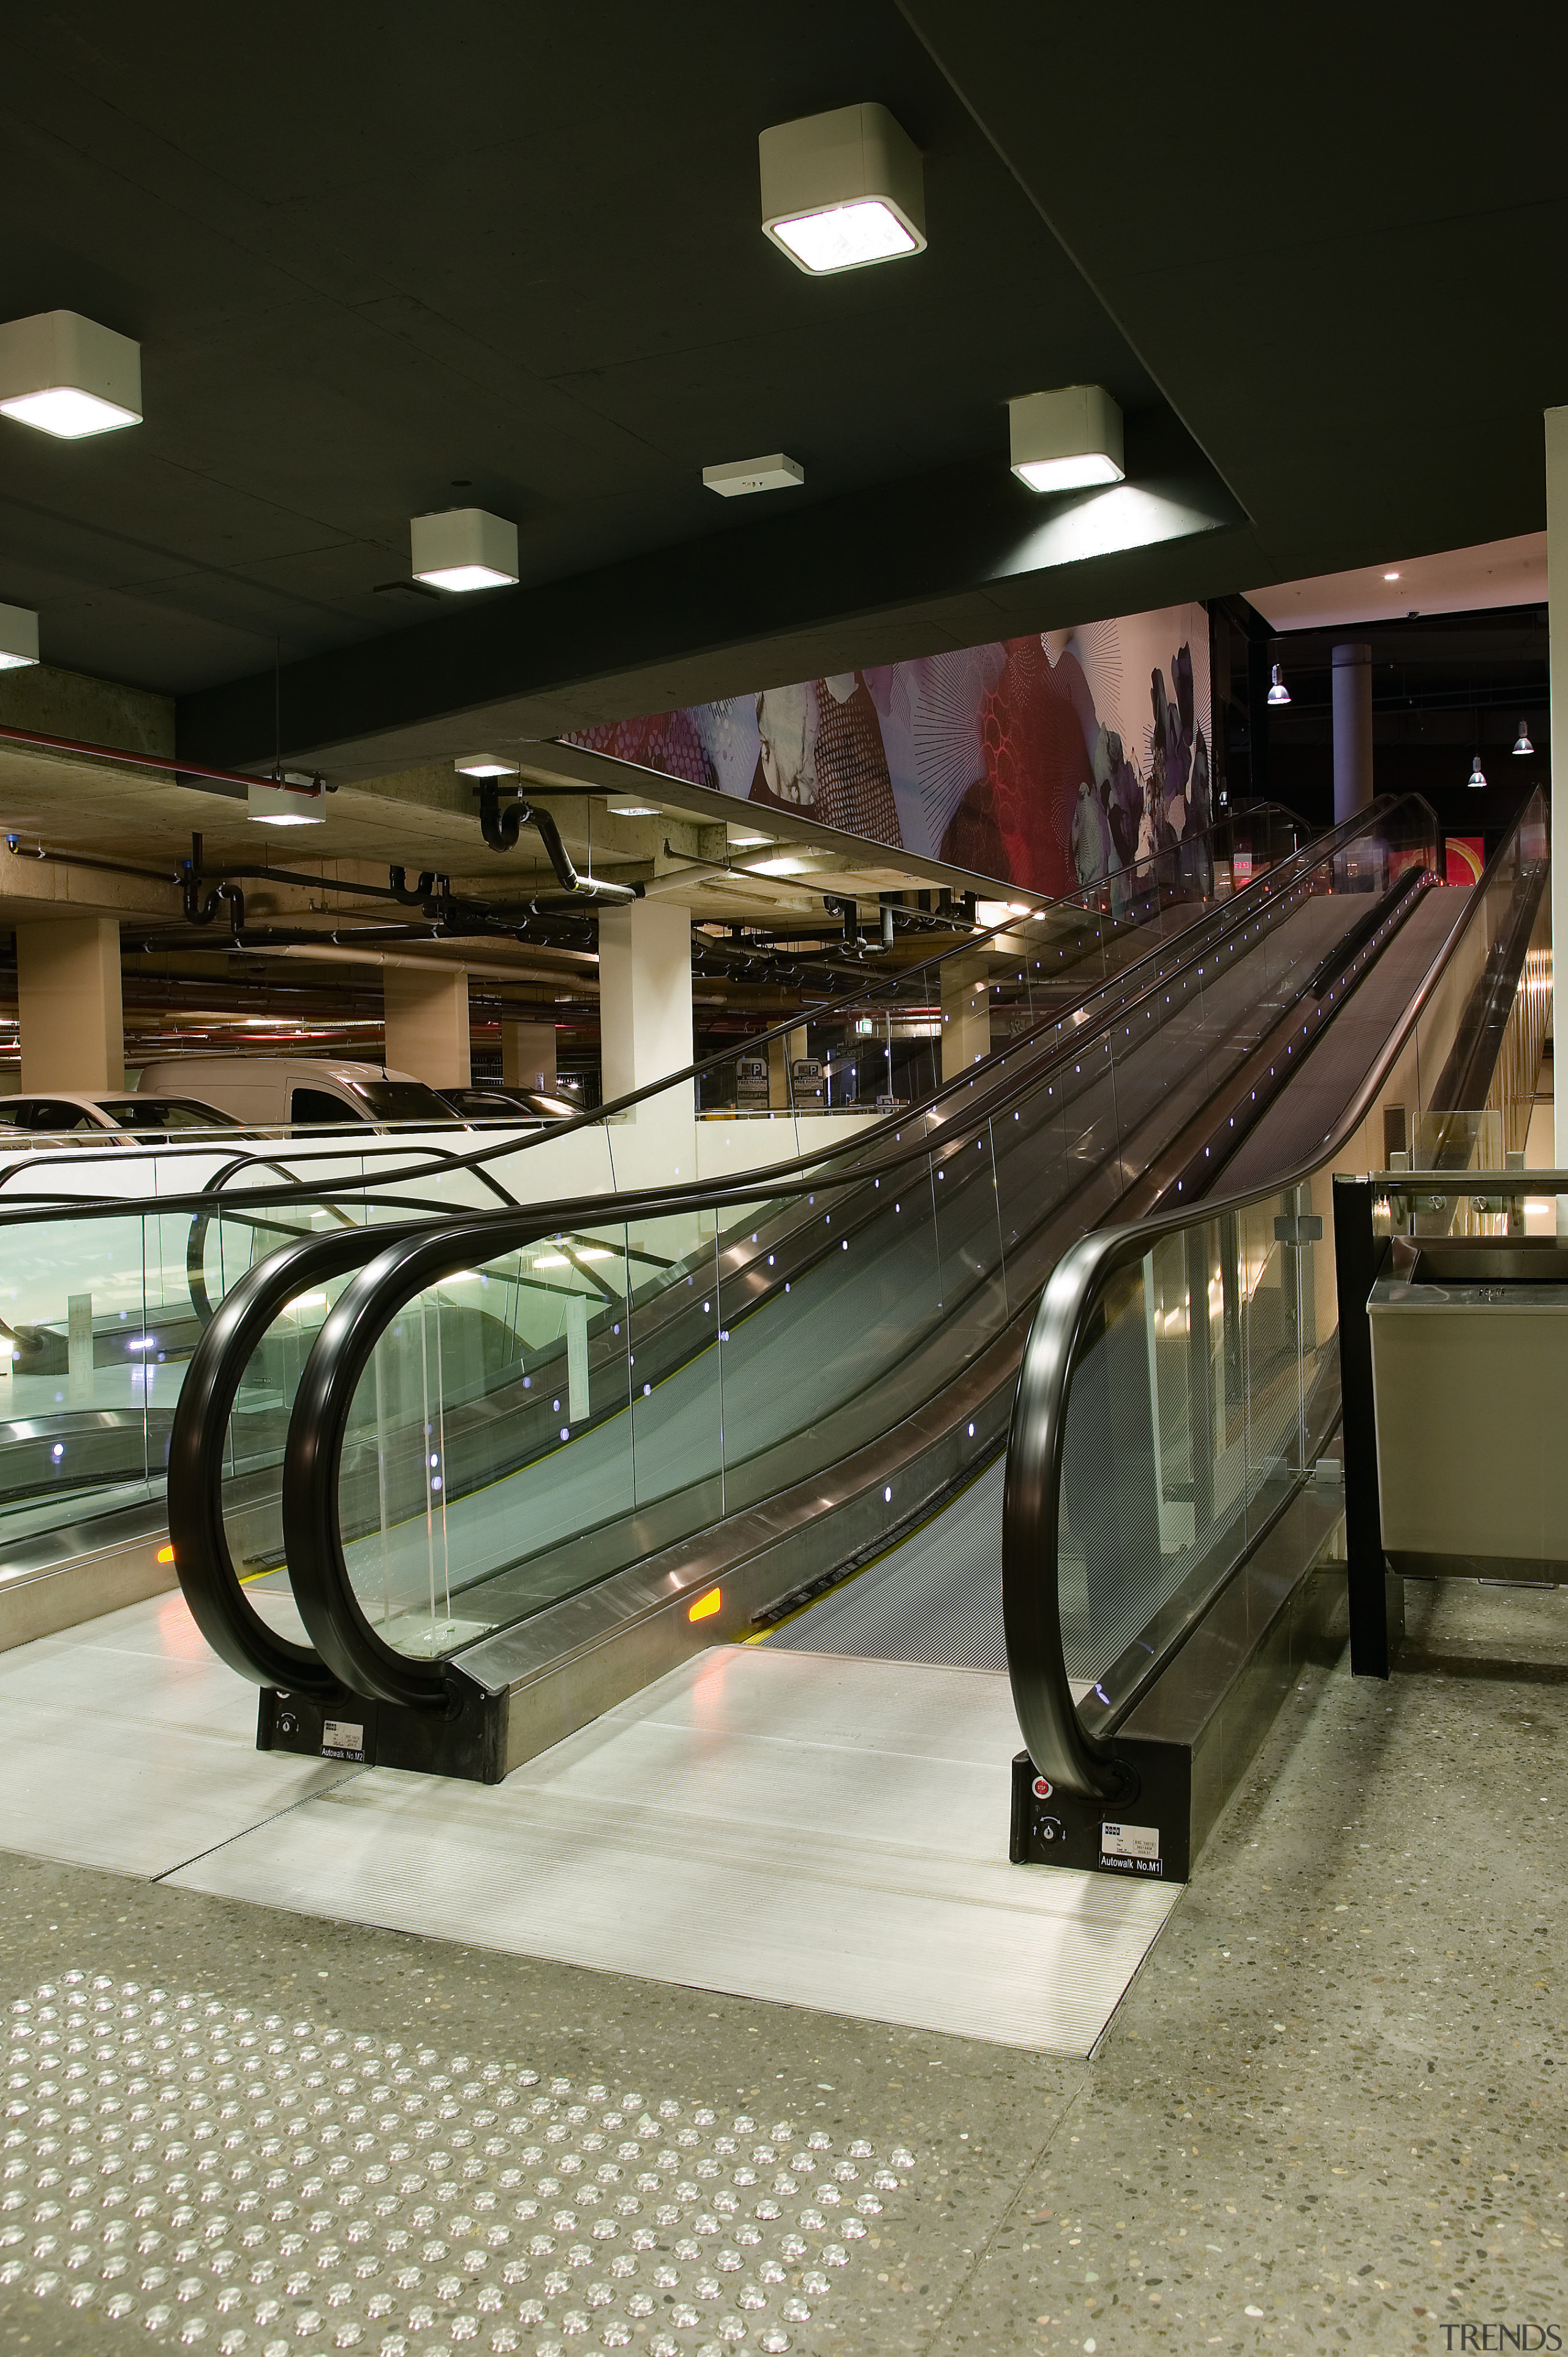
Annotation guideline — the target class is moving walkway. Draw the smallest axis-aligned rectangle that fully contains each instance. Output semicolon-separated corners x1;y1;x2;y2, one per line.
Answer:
0;804;1303;1639
162;788;1537;1817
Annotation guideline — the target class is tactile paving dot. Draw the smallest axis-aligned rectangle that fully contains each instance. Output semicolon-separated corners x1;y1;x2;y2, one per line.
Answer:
0;1977;914;2353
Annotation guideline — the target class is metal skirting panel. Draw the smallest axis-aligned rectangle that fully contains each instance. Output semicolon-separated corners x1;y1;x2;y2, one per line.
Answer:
170;1647;1179;2056
0;1537;178;1654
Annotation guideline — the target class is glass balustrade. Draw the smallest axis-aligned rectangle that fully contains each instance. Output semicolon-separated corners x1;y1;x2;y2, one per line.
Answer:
1006;786;1548;1782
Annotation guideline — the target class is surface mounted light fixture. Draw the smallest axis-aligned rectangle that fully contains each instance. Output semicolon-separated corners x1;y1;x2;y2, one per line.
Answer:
0;311;142;439
248;776;325;827
453;753;519;777
410;507;519;592
1267;663;1291;706
1467;752;1487;790
605;794;662;816
727;827;773;847
1513;719;1534;756
0;602;39;671
1383;570;1401;581
747;854;810;876
702;453;805;498
759;103;925;275
1008;385;1125;494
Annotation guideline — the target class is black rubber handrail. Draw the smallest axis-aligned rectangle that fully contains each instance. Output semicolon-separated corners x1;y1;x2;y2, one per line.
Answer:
260;797;1444;1713
166;1218;434;1695
0;802;1312;1221
1001;787;1545;1801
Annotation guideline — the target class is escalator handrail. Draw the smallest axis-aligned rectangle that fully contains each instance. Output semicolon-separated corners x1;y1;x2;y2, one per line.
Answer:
165;1217;436;1692
0;801;1320;1225
265;798;1445;1713
0;801;1394;1239
1001;788;1546;1802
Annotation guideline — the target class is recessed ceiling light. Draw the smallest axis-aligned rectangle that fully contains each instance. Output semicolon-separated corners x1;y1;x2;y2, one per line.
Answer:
702;454;805;498
0;602;39;671
760;104;925;275
1008;385;1125;493
606;794;662;816
453;753;519;777
1383;570;1401;581
247;777;325;827
0;311;142;439
410;507;519;592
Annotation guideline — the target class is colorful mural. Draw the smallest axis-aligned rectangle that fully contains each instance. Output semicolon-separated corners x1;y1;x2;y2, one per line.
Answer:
563;602;1213;899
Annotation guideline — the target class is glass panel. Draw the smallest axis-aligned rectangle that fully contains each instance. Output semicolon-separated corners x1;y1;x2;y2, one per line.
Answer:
333;1226;641;1656
1057;1180;1339;1733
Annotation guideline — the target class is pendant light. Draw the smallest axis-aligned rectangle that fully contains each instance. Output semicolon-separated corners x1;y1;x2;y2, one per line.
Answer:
1467;752;1487;790
1513;719;1534;756
1266;663;1291;706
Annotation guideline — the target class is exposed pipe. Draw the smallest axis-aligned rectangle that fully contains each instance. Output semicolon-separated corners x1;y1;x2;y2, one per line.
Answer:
477;780;640;904
0;719;325;798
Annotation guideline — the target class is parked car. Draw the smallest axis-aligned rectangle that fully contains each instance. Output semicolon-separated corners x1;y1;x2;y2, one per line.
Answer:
133;1056;462;1131
435;1085;578;1123
0;1090;240;1144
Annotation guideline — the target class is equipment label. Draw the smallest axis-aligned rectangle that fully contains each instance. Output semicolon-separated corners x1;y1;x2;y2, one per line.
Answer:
322;1720;365;1758
1101;1820;1159;1861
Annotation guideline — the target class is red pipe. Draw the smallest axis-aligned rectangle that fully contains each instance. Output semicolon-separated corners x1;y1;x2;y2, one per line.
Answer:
0;720;321;796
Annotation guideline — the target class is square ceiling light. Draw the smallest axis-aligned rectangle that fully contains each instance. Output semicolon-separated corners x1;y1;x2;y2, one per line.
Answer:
760;103;925;275
453;753;520;777
410;507;519;592
0;602;39;671
0;311;142;439
1009;385;1125;493
702;453;805;497
248;776;325;827
606;793;662;816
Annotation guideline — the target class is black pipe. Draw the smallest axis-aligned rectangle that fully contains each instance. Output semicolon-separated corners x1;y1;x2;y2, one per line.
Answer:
477;782;641;904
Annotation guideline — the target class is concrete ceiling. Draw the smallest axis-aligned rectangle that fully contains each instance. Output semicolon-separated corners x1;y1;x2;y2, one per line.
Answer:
1;4;1559;785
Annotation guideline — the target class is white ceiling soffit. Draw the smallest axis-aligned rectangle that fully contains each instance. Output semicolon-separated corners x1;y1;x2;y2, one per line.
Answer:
1245;532;1546;633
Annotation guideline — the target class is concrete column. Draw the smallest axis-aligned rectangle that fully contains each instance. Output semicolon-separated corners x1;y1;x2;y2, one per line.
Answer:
383;965;471;1088
1549;407;1568;1169
767;1025;808;1109
1331;643;1374;824
597;899;695;1176
16;918;124;1091
501;1020;556;1093
941;956;991;1082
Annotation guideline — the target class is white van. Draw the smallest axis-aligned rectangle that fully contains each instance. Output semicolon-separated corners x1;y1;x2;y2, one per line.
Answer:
134;1056;463;1132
